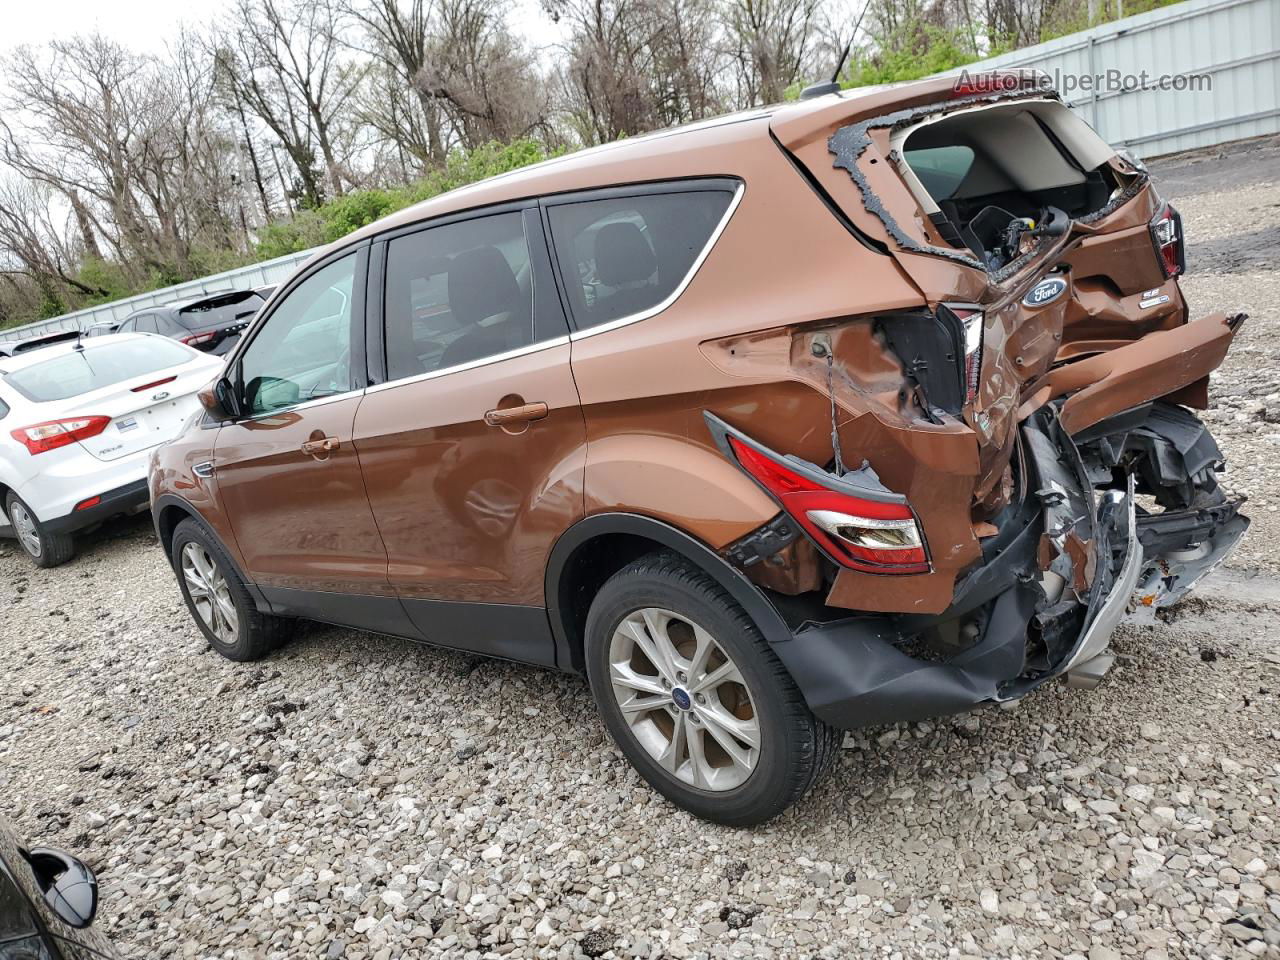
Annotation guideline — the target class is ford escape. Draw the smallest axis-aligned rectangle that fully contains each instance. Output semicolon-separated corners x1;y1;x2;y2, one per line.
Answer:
151;73;1248;825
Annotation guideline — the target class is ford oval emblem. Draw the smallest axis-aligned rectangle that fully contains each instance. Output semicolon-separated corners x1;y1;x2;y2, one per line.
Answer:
1022;277;1068;308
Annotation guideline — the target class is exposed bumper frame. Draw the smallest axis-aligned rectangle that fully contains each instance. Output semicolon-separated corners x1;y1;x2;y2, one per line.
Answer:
765;409;1147;730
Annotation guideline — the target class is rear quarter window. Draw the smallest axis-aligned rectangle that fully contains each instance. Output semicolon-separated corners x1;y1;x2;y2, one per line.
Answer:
4;339;196;402
546;186;736;331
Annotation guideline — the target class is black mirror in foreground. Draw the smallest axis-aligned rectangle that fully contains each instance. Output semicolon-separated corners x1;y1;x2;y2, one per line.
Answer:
26;847;99;929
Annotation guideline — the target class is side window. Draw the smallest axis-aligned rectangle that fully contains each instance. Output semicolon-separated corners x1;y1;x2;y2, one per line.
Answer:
383;211;534;382
117;318;135;334
0;396;9;420
240;254;356;415
546;188;735;330
134;315;158;334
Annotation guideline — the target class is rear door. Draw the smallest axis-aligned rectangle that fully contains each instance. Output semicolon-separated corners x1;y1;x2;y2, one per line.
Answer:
212;246;406;627
353;204;585;664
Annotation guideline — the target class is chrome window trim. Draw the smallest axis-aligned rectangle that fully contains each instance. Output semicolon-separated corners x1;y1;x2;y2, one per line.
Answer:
365;335;570;395
238;387;368;422
563;181;745;342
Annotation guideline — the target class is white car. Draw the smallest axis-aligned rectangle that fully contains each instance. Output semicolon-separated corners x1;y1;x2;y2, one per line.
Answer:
0;333;224;567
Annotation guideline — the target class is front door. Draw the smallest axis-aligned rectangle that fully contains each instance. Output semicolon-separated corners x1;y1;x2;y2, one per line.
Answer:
353;206;585;665
214;248;409;633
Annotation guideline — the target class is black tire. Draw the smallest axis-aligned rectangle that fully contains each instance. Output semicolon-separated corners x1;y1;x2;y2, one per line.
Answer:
170;518;290;661
5;492;75;568
584;552;837;826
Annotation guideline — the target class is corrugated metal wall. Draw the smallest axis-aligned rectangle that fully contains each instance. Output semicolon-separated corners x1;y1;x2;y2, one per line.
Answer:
933;0;1280;156
5;248;319;341
7;0;1276;342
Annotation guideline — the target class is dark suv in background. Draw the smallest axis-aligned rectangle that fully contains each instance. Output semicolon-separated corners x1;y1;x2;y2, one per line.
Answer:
117;288;268;356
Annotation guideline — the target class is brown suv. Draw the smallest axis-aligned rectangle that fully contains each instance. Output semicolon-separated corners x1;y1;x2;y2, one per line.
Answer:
151;74;1248;825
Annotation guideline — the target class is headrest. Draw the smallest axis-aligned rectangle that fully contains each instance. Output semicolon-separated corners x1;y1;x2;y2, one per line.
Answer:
594;222;657;287
447;246;523;325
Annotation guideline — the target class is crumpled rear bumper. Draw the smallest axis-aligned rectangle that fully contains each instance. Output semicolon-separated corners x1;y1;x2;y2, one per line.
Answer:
769;409;1151;730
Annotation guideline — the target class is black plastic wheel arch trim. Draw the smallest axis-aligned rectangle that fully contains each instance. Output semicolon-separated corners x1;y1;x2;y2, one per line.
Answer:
150;493;272;614
545;512;800;673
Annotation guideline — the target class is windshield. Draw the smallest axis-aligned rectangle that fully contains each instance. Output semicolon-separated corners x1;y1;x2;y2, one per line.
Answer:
3;339;196;402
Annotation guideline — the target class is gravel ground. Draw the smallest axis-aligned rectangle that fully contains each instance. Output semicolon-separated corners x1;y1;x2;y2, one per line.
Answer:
2;138;1279;960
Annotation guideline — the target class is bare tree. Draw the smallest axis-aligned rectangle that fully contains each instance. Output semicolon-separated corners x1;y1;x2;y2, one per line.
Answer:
0;35;241;281
417;0;551;149
213;0;365;206
548;0;724;145
721;0;824;105
0;178;108;307
345;0;449;166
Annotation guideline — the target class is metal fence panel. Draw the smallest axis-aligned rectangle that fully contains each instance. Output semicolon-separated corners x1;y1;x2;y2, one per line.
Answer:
932;0;1279;157
3;247;319;341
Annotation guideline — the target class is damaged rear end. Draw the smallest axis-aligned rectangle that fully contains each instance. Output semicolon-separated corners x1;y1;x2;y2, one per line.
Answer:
701;74;1249;728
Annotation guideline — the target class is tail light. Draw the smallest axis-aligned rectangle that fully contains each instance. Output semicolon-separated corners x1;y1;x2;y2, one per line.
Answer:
945;305;985;404
1149;204;1184;278
712;419;930;575
10;416;111;455
181;332;217;347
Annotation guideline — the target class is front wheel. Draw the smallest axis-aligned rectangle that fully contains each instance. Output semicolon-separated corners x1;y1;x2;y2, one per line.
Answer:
170;518;290;661
585;553;837;826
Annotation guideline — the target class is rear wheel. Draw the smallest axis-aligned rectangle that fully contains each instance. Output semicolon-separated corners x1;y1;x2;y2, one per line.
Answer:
171;518;290;661
5;493;75;568
585;553;837;826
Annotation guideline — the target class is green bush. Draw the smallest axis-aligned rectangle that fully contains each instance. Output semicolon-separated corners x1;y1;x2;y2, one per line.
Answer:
254;139;555;259
841;26;982;88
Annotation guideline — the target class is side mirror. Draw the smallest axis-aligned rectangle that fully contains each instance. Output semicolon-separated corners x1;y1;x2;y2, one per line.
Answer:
26;848;98;929
199;376;241;422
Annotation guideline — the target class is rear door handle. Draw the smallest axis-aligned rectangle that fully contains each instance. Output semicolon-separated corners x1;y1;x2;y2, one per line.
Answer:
483;402;549;426
301;436;340;457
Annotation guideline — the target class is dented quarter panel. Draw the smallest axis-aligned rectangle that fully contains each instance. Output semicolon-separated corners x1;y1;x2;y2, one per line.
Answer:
570;118;929;552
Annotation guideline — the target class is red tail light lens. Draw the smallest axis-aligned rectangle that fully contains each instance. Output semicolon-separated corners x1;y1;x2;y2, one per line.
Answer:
181;332;216;347
727;436;929;574
9;416;111;455
1149;204;1184;278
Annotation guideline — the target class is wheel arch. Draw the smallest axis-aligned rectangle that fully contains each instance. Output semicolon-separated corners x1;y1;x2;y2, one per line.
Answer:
153;494;202;561
545;512;793;673
153;493;272;613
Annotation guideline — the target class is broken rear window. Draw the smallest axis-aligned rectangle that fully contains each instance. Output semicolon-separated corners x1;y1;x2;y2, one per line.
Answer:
889;99;1125;270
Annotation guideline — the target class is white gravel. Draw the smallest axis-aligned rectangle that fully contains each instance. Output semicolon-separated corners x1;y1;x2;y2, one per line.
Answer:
2;138;1279;960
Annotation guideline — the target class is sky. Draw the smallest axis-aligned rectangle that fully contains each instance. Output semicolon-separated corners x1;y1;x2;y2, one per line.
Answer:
1;0;564;57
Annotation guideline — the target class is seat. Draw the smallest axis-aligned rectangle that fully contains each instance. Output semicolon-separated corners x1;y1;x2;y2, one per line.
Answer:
593;222;659;321
440;246;531;369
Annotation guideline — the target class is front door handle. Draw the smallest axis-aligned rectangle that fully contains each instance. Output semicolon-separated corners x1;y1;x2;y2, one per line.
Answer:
483;402;549;426
301;436;340;457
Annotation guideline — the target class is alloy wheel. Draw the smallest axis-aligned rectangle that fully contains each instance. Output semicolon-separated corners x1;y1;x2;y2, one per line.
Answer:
607;607;760;791
181;542;238;644
9;501;42;559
